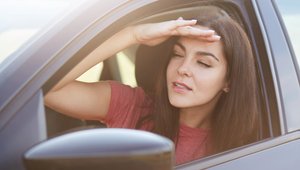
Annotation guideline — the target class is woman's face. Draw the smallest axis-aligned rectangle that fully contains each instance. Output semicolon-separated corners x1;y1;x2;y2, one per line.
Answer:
166;33;228;112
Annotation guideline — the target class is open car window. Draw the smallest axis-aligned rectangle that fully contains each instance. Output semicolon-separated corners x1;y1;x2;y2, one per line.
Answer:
43;0;279;166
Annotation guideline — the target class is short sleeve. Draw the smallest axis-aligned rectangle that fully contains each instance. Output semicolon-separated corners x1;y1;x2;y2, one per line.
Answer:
104;81;147;128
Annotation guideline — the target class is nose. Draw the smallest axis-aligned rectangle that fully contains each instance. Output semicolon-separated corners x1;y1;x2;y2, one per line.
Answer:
177;60;192;77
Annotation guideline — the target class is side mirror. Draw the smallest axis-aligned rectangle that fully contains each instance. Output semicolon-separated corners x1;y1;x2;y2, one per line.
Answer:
23;128;174;170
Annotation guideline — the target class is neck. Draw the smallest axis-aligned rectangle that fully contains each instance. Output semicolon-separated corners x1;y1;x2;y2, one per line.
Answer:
179;91;223;129
180;106;212;129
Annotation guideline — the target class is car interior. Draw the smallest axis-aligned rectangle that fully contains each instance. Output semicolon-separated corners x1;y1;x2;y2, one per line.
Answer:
44;1;276;160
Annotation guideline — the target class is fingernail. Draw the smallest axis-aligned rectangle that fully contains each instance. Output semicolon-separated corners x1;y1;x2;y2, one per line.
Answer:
206;30;215;33
213;35;221;40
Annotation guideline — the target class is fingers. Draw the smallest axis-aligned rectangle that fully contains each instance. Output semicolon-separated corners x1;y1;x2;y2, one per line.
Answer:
169;18;220;42
169;17;197;28
174;26;220;41
204;34;221;41
133;18;221;46
176;26;214;36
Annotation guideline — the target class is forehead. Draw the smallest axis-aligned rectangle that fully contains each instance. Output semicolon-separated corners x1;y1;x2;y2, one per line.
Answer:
176;36;225;60
176;24;223;50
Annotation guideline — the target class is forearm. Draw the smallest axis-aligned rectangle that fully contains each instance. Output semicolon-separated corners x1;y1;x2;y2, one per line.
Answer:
50;26;137;92
47;18;217;93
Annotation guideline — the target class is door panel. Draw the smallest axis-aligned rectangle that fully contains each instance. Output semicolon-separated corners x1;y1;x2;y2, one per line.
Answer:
0;90;46;170
207;131;300;170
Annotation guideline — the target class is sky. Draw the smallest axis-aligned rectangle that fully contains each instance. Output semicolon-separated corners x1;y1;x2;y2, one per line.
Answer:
0;0;86;64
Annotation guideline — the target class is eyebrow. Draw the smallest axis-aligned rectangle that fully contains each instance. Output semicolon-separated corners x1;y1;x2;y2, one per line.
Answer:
174;42;220;62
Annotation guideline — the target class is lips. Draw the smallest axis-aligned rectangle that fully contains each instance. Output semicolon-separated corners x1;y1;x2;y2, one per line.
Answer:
172;81;192;91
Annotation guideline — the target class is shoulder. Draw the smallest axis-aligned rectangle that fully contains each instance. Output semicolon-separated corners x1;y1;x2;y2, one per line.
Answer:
104;81;152;128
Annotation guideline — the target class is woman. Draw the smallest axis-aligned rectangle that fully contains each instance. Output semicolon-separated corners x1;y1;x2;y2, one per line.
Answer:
45;6;260;165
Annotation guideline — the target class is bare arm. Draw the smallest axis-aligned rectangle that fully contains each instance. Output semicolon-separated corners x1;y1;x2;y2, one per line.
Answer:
44;26;137;121
44;18;220;121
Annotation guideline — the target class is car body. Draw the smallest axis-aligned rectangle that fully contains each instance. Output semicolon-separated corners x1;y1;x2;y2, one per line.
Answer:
0;0;299;169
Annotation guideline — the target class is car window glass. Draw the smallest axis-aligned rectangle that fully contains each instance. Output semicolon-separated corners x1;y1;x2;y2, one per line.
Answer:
275;0;300;65
76;63;104;83
44;3;270;165
115;51;137;87
77;51;137;87
0;0;87;66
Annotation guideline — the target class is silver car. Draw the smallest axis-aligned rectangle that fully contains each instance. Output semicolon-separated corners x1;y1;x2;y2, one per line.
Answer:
0;0;300;169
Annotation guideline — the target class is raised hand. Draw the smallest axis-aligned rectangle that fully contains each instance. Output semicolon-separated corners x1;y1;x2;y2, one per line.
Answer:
132;17;221;46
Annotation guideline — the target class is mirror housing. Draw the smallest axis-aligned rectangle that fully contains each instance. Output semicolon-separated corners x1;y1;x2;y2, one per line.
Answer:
23;128;174;170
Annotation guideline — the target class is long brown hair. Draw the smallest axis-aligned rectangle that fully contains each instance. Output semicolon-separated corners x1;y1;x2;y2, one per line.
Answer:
136;6;260;155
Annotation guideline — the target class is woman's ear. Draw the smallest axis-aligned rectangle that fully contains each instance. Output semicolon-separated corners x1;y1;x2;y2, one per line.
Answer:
223;82;230;93
223;87;230;93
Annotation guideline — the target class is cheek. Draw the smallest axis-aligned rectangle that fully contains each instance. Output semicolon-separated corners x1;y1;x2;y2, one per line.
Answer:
193;68;227;92
166;60;177;81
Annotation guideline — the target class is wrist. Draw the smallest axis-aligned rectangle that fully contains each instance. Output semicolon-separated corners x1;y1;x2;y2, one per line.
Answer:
124;26;140;45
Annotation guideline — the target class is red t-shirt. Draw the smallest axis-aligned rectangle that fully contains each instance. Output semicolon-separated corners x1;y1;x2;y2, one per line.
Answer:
104;81;210;165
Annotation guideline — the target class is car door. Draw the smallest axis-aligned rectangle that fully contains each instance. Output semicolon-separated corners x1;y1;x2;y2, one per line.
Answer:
2;0;296;169
32;0;282;168
0;1;142;169
40;0;280;168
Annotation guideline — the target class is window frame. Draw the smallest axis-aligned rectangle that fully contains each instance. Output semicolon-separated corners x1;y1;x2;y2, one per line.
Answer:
33;0;285;168
255;0;300;133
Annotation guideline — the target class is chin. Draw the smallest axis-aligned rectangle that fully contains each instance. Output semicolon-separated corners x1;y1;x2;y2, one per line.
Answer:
169;98;189;108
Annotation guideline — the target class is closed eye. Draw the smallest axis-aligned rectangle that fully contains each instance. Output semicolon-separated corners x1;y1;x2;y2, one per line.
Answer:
172;52;184;58
197;60;211;67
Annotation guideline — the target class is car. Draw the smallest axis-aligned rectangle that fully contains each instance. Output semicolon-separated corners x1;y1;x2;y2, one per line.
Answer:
0;0;299;169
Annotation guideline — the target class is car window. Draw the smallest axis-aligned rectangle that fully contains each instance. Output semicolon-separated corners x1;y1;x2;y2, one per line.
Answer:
274;0;300;66
0;0;87;67
43;1;273;166
116;50;137;87
76;63;103;83
77;50;137;87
